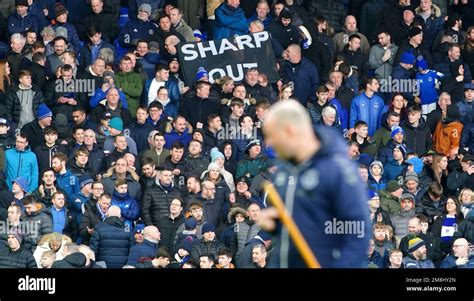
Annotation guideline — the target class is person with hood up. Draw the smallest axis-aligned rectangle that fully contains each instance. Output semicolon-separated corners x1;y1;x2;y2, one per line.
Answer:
0;229;37;268
205;148;234;192
368;160;386;192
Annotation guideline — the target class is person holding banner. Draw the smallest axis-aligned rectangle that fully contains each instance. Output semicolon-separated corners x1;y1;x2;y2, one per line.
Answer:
259;100;371;268
214;0;249;40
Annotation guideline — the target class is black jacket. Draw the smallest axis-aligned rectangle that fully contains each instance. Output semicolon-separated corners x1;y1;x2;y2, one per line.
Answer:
79;199;103;245
399;232;444;266
27;62;46;91
142;182;182;226
84;144;105;176
190;238;225;262
180;95;220;129
416;193;447;226
157;214;185;251
51;252;87;268
21;206;53;251
89;216;133;268
127;120;155;154
402;118;432;156
0;246;37;268
34;143;68;174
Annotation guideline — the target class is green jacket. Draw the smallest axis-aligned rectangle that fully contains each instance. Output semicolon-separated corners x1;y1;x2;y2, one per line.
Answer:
378;189;401;215
372;126;392;151
115;71;144;116
236;153;269;181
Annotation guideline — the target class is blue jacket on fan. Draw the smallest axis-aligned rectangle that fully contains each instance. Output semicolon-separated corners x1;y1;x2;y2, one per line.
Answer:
350;92;386;137
213;2;249;40
282;57;320;106
5;146;39;193
112;190;140;231
8;12;39;35
118;19;159;49
271;126;371;268
89;216;133;268
56;170;80;202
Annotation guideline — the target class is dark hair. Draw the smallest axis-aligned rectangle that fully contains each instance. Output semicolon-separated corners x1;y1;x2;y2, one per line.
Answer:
155;63;169;73
207;113;220;124
87;25;101;37
428;181;443;198
238;114;251;126
349;34;361;41
53;36;67;45
354;120;368;128
41;167;55;178
148;101;164;111
141;157;155;167
156;246;172;259
217;247;232;258
407;104;422;113
22;195;38;205
44;126;58;136
32;52;46;63
171;141;184;150
62;64;73;72
72;106;86;114
32;40;45;50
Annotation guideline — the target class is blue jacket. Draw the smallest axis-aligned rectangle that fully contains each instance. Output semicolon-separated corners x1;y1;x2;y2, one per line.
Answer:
350;92;386;136
282;57;320;106
139;52;167;79
56;170;80;202
383;158;405;182
142;78;180;107
71;191;89;226
127;239;159;266
329;97;348;130
112;190;140;231
118;19;159;49
213;3;249;40
416;70;444;105
391;64;415;102
461;120;474;153
164;128;192;150
8;13;39;36
456;99;474;124
89;216;133;268
440;254;474;268
247;13;272;29
127;120;155;154
79;40;116;68
89;87;128;109
5;146;38;193
271;126;371;268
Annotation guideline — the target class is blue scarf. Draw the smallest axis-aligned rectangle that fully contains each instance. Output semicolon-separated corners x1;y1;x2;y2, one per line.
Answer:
96;202;107;221
440;215;457;243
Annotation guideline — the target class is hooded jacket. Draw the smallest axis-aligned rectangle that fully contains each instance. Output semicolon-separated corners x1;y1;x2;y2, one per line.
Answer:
0;245;37;268
236;152;269;181
213;2;248;40
142;181;182;226
368;161;386;192
5;145;38;193
402;118;432;156
21;205;53;251
433;115;463;157
112;190;140;231
350;92;386;137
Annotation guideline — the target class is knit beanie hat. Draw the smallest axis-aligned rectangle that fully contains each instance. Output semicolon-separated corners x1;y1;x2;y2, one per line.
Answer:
408;237;426;253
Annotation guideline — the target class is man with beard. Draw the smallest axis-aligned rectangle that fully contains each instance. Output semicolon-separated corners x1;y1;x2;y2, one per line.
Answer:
403;237;435;268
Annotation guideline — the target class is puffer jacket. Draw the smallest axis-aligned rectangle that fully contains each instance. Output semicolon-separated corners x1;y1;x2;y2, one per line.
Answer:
433;119;463;157
51;252;87;268
402;118;432;156
89;216;133;268
102;173;142;202
111;190;140;231
142;181;182;226
390;209;416;239
305;0;345;32
236;152;270;181
0;246;37;268
5;145;39;193
416;195;447;226
190;237;225;262
157;214;185;251
21;205;53;251
379;189;402;215
7;12;38;36
414;4;444;50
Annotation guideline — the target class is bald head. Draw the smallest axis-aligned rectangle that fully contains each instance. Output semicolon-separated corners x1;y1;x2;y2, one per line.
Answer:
286;44;301;64
345;15;357;32
143;225;161;241
107;205;121;217
266;99;312;132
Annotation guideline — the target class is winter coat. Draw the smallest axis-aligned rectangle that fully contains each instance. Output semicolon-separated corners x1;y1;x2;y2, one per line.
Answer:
339;44;368;78
454;216;474;244
414;5;444;50
7;12;38;36
21;206;53;251
379;189;402;216
399;232;443;265
78;10;120;42
84;144;106;176
306;0;346;32
213;2;248;40
349;92;386;137
142;78;180;107
49;206;76;239
177;0;205;29
440;254;474;269
416;195;447;226
55;170;80;202
157;214;185;251
369;43;399;80
33;143;68;174
360;0;388;44
5;146;38;193
142;181;182;226
5;85;43;123
184;155;210;178
103;173;142;202
0;246;37;268
164;128;193;150
236;152;269;181
127;121;155;154
89;216;133;268
403;255;435;268
111;190;140;231
271;126;371;268
281;57;319;106
115;71;144;116
79;199;105;245
390;209;416;239
433;119;463;157
268;21;300;50
79;40;115;69
190;237;225;262
127;239;159;267
402;118;432;156
333;30;371;55
180;95;220;129
51;252;87;268
456;99;474;125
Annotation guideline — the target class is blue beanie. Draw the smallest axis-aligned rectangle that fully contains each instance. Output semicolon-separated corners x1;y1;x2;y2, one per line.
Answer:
196;67;208;80
256;230;272;241
202;222;216;234
400;51;416;65
109;117;123;131
416;59;429;71
37;104;53;120
178;236;193;253
79;175;93;189
394;144;407;158
13;176;29;192
210;147;224;162
406;157;424;174
391;126;404;138
368;190;379;200
184;217;198;230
